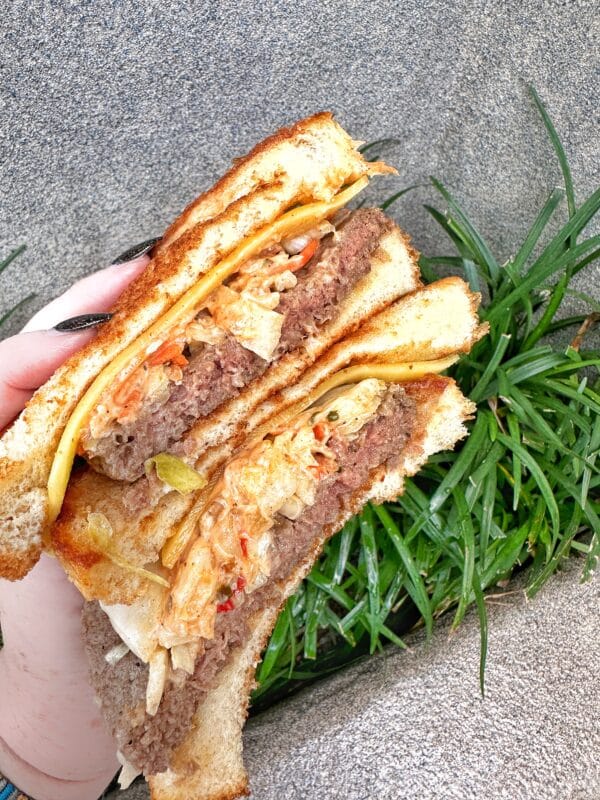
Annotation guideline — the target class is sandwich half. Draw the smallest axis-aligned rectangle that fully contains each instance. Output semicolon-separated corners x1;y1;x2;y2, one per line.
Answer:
74;277;486;799
0;113;420;580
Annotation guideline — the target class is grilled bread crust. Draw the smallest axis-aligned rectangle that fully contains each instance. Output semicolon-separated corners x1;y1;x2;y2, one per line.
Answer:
50;277;486;606
148;376;475;800
0;113;390;580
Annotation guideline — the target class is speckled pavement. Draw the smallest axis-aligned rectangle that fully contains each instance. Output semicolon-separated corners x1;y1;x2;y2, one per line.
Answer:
108;560;600;800
1;1;599;798
1;1;598;335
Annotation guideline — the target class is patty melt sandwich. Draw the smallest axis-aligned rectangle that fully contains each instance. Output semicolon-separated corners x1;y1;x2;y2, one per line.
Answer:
0;114;487;800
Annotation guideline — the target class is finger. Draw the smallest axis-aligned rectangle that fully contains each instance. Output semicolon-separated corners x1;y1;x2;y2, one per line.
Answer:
0;257;149;430
0;329;96;427
22;256;148;332
0;740;116;800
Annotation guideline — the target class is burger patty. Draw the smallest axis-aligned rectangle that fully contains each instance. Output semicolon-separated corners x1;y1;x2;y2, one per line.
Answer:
82;385;417;775
85;208;393;483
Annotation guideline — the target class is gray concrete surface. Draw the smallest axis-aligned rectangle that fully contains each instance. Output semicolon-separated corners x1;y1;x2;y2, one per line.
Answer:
1;1;599;335
1;2;599;799
109;560;600;800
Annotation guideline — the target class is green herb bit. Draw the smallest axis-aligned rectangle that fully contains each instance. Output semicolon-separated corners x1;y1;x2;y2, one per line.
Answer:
144;453;207;494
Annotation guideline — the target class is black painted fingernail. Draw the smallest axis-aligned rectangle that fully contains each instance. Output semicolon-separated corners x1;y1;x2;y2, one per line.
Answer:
112;237;161;265
54;313;113;332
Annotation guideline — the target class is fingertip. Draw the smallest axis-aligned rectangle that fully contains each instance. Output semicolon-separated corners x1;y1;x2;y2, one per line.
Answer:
102;255;150;284
73;253;150;291
0;328;94;431
21;254;150;333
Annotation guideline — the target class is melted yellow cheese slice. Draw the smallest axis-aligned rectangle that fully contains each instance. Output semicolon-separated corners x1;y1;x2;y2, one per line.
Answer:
47;178;368;523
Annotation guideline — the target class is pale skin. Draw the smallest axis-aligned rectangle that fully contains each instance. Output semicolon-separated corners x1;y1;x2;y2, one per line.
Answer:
0;256;149;800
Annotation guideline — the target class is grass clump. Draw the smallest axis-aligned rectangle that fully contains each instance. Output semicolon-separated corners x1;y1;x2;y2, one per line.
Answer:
251;87;600;711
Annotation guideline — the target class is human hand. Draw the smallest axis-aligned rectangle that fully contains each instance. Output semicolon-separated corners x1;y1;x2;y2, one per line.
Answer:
0;253;150;800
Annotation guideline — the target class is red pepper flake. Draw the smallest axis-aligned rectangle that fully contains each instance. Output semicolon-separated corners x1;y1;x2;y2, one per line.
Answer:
217;597;235;613
240;535;249;559
217;575;247;612
313;422;327;441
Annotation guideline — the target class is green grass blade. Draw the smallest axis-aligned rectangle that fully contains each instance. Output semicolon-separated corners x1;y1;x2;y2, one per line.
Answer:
431;178;500;284
470;334;511;402
572;247;600;277
529;85;576;221
303;584;327;660
506;413;522;511
481;522;530;587
486;231;600;324
379;625;408;649
380;185;420;211
359;506;382;653
503;382;592;463
533;185;600;267
423;204;471;259
0;244;26;277
584;533;600;581
523;273;568;349
496;432;560;535
504;353;569;385
564;289;600;314
429;414;488;512
0;293;36;328
472;565;488;696
510;189;564;275
333;518;357;585
535;379;600;416
307;570;354;611
479;464;497;573
546;315;589;335
257;607;289;683
358;138;400;160
373;504;434;636
451;489;475;630
527;505;583;597
461;258;481;293
285;600;298;677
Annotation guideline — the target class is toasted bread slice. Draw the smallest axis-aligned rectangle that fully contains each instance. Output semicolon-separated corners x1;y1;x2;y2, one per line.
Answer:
50;278;486;606
0;113;390;581
147;376;475;800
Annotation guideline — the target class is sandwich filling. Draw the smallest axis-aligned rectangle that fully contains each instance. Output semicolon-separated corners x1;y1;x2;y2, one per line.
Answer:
82;378;418;775
81;209;393;483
